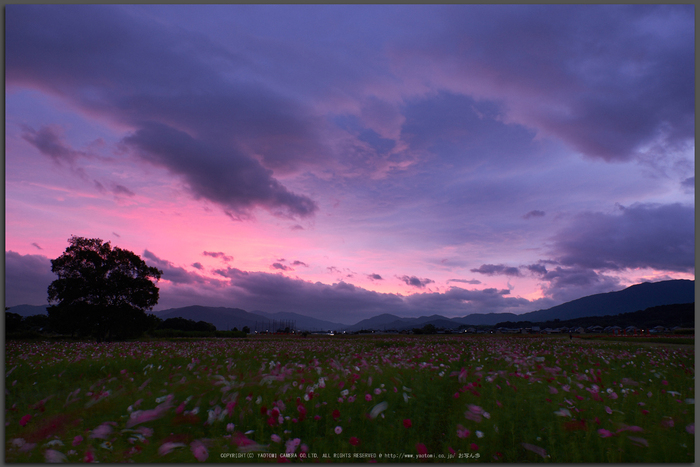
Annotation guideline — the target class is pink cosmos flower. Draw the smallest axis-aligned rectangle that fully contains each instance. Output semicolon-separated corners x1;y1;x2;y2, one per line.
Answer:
158;442;185;456
416;443;428;455
349;437;360;446
457;425;470;438
403;419;412;428
285;438;300;453
365;394;372;401
227;423;235;432
190;440;208;462
334;426;343;435
605;406;613;415
89;423;113;439
72;436;83;447
628;437;648;447
470;443;479;451
598;429;615;438
686;423;694;434
45;449;67;463
83;449;95;463
522;443;547;458
19;415;31;426
271;434;282;443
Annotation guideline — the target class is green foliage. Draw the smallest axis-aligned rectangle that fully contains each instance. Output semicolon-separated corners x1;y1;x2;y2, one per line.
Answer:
158;317;216;332
47;236;163;340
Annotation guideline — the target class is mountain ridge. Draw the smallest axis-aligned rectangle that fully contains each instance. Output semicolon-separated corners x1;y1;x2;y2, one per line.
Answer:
6;279;694;330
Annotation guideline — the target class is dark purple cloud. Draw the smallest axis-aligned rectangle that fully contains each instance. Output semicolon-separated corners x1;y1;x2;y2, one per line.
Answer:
525;264;548;276
539;266;621;303
271;263;293;271
291;260;309;267
550;203;694;273
5;251;55;306
124;123;317;220
31;243;43;250
202;251;233;262
192;262;204;270
471;264;522;277
113;184;135;197
400;4;694;163
398;275;434;288
20;125;85;166
523;210;545;219
368;273;383;281
447;278;481;285
142;250;204;285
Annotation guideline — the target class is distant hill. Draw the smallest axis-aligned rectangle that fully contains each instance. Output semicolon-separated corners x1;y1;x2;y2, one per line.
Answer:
154;306;263;331
513;279;694;322
494;302;694;330
5;304;49;317
346;279;695;330
154;306;347;332
252;310;346;332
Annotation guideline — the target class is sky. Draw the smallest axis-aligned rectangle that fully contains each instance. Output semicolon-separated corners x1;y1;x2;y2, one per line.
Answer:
5;4;695;325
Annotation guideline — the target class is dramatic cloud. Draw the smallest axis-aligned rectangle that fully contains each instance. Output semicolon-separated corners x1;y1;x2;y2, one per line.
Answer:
550;203;694;273
202;251;233;262
124;123;317;220
471;264;522;277
368;273;383;281
523;210;545;219
192;262;204;270
397;4;694;163
5;251;55;306
398;275;434;288
142;250;205;285
7;4;322;220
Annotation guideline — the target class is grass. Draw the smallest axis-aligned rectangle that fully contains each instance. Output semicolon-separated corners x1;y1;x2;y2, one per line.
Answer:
5;335;695;463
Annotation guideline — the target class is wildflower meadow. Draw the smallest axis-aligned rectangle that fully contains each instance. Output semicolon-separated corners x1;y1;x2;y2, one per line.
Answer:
5;335;694;462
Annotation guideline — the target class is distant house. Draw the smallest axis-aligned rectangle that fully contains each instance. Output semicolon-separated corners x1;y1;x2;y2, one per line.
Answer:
587;325;604;333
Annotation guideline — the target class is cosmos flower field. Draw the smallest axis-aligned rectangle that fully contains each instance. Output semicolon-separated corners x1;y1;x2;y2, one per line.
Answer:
5;335;694;463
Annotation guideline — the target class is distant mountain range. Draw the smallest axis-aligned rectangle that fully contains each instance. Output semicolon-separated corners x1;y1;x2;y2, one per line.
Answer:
6;279;694;331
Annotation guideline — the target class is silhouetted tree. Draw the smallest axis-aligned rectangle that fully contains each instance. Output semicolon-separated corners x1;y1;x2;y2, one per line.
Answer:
242;326;250;334
5;311;23;334
47;236;162;341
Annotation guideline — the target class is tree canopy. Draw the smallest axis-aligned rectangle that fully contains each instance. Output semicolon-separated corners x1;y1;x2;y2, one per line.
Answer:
47;236;163;340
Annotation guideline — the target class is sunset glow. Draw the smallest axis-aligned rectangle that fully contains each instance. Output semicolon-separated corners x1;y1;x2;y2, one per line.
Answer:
5;5;694;324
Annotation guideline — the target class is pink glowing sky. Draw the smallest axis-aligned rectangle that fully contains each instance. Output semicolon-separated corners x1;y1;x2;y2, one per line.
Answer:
5;5;694;324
